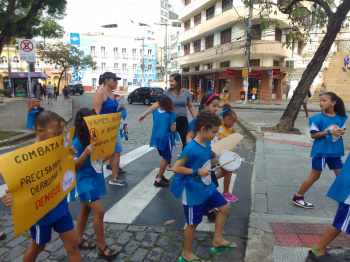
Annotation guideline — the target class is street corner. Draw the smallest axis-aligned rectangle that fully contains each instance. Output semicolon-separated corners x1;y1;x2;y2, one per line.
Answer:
245;227;277;262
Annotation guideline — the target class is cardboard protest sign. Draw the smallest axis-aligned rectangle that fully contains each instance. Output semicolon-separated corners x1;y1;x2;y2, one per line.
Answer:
84;112;121;161
0;127;76;237
211;133;244;155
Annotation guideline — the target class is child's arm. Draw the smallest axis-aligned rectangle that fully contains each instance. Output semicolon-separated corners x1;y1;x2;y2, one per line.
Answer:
173;158;214;177
75;144;95;170
186;130;195;143
170;123;176;133
311;129;344;139
139;102;159;122
2;190;13;207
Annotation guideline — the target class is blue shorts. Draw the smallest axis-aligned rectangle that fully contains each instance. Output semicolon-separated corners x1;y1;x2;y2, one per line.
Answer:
114;132;123;153
157;138;172;159
183;191;228;225
79;190;100;203
30;212;74;245
333;202;350;234
312;157;343;170
47;93;54;99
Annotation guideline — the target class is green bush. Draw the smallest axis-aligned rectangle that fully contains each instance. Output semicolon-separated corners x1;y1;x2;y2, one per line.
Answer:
0;89;11;97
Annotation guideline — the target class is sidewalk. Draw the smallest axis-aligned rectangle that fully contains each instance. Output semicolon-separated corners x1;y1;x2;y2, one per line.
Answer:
237;104;350;261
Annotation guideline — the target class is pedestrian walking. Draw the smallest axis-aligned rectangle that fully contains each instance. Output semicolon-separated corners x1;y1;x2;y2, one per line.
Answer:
150;96;177;187
71;108;119;261
33;80;42;100
292;92;347;209
42;84;47;99
63;85;69;100
344;55;349;72
171;110;236;262
2;105;82;262
319;83;327;96
54;84;59;100
302;89;312;118
139;73;197;171
93;72;127;187
221;86;228;103
46;82;54;105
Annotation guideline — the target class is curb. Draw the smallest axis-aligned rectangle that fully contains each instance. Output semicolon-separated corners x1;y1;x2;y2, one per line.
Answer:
0;132;36;147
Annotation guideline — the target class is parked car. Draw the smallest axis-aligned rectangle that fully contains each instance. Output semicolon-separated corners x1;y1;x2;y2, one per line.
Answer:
127;85;140;94
68;84;84;95
127;87;163;105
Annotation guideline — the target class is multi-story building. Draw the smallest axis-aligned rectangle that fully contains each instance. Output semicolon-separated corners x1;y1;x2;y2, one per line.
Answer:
177;0;302;102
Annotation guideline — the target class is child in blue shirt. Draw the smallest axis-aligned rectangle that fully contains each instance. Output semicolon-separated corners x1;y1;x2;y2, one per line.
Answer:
171;109;236;262
71;108;118;261
293;92;348;209
2;105;81;262
150;96;177;187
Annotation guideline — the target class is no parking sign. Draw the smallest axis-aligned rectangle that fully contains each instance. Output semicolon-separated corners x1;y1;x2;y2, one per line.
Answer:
18;39;36;62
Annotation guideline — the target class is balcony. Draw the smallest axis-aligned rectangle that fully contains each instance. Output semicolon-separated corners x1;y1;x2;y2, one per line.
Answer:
178;0;217;21
177;40;291;66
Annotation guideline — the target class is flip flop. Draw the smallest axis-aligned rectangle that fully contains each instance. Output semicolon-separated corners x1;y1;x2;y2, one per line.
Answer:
78;239;96;250
306;246;332;261
178;256;202;262
210;241;237;254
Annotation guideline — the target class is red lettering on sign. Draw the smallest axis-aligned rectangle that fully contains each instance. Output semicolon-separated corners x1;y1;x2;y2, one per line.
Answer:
35;183;61;210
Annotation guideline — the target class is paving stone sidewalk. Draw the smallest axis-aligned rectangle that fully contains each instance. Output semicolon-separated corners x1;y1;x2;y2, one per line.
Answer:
0;213;244;262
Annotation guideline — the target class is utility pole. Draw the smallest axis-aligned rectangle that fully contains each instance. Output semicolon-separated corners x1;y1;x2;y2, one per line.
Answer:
135;38;145;86
155;21;170;89
6;45;12;97
243;3;253;104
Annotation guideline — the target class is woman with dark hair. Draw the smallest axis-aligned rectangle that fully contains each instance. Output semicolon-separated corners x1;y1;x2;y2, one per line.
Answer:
93;72;127;187
139;73;196;170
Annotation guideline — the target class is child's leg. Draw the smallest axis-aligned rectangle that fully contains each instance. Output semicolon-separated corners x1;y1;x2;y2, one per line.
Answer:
60;229;82;261
23;240;45;262
76;203;92;244
222;170;232;194
313;225;341;256
297;169;322;195
157;158;169;179
334;168;341;176
182;224;203;261
213;203;236;248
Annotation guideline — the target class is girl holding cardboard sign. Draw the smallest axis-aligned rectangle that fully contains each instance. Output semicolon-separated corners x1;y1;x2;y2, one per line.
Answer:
2;105;81;262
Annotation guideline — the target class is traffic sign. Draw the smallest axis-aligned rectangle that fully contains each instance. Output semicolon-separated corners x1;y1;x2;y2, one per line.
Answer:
268;70;273;74
18;39;36;62
128;82;132;86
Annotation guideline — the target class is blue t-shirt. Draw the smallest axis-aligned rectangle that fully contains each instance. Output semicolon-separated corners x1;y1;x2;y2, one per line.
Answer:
170;140;217;207
71;138;106;198
150;109;177;150
309;113;348;157
35;199;69;226
345;57;349;64
188;117;196;135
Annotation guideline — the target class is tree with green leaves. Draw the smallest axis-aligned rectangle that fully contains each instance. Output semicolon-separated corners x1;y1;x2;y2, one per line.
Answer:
0;0;66;54
39;42;97;88
249;0;350;132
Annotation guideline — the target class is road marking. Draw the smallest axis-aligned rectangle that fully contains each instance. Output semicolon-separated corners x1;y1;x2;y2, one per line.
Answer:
186;172;237;232
103;145;154;178
104;168;173;224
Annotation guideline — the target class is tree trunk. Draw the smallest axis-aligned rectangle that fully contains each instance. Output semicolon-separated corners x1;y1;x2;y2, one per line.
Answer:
275;1;350;132
57;69;65;91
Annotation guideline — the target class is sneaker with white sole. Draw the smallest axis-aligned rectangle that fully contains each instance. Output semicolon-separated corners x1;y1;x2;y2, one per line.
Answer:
223;193;238;202
109;178;127;186
292;195;314;209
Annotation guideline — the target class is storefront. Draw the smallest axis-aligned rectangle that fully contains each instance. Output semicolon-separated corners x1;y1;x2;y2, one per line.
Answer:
9;72;47;98
218;72;231;94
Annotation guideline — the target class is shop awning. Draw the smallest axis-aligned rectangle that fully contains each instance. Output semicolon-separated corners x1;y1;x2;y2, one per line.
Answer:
9;72;48;78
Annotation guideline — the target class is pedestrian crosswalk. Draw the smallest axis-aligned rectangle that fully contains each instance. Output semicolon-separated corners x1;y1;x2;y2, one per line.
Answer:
0;144;247;232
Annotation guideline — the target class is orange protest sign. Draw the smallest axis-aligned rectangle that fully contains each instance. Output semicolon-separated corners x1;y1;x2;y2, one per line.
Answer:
0;127;76;237
84;112;121;161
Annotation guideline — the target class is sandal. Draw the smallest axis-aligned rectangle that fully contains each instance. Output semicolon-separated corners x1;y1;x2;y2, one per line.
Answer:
0;232;6;241
178;256;202;262
210;241;237;254
78;239;96;250
305;246;333;261
98;244;119;261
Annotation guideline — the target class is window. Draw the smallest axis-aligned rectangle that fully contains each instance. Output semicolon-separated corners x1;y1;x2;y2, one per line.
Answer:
184;44;190;55
36;59;40;67
132;48;137;55
148;64;152;72
185;0;191;6
133;64;137;70
250;59;260;66
44;57;50;65
222;0;232;12
183;67;190;72
275;28;282;42
13;56;19;64
123;79;127;87
114;63;119;69
252;24;262;40
206;6;215;20
1;56;7;64
184;20;191;31
273;60;280;67
91;46;95;52
194;13;201;26
221;28;231;44
148;49;152;57
122;48;126;53
133;79;137;85
194;39;201;53
205;35;214;49
161;1;165;8
101;62;106;69
113;47;118;54
164;12;168;18
122;64;127;71
220;61;230;67
92;78;97;89
161;18;165;22
195;66;200;71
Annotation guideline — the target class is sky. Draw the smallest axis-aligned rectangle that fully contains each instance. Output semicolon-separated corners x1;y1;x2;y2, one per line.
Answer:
59;0;181;33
